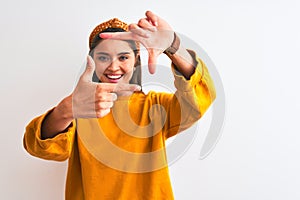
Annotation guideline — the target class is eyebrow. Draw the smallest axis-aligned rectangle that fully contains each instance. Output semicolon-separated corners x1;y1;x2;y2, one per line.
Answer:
95;52;132;56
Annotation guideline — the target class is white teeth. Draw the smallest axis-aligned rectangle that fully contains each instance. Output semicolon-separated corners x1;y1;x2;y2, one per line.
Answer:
106;74;122;79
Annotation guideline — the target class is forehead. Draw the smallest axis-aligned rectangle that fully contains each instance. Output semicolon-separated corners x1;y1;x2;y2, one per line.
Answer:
94;39;134;54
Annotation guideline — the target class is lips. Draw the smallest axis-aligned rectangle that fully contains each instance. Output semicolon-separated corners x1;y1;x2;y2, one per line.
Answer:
105;74;123;80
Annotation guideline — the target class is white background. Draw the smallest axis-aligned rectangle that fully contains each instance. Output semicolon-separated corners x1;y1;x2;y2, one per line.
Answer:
1;0;300;199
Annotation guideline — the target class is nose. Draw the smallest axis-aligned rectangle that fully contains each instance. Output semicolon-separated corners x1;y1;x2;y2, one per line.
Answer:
107;58;120;71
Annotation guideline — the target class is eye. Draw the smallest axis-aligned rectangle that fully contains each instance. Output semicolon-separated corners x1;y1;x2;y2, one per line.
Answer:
119;55;129;61
97;55;110;62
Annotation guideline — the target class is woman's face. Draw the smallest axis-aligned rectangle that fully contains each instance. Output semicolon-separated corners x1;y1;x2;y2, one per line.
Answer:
92;39;136;84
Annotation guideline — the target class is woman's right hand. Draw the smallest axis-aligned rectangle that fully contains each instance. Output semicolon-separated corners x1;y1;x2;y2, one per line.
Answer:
42;56;141;139
72;56;141;118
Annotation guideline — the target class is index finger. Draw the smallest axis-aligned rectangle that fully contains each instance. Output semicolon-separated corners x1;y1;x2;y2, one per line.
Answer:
97;82;141;93
145;10;158;26
114;83;142;93
99;32;136;40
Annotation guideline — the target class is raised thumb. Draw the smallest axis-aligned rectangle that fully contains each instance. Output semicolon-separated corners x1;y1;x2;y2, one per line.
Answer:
148;53;157;74
81;55;96;82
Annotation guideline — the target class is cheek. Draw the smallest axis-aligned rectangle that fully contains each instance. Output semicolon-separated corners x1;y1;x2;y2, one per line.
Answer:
123;60;136;73
94;66;105;80
94;62;107;74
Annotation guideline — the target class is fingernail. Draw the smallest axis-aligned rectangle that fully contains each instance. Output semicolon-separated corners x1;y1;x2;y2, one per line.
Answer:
99;33;105;38
135;86;142;91
112;93;118;101
87;55;91;65
100;33;111;39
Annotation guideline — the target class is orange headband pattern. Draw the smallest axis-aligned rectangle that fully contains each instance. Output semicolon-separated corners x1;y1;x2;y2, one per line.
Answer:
89;18;128;49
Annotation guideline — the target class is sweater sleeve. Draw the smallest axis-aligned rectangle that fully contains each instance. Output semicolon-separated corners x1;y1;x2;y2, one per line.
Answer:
162;50;216;139
23;108;76;161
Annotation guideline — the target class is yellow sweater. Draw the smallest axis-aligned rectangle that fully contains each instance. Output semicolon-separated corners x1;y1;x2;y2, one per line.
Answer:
23;55;216;200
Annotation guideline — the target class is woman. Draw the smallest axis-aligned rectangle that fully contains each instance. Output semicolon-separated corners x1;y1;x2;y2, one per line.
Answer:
23;11;216;200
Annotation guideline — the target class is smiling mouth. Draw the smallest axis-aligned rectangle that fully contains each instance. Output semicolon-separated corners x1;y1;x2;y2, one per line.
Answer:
105;74;123;80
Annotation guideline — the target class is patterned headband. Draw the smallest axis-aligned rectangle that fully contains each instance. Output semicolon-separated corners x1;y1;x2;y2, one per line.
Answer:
89;18;128;49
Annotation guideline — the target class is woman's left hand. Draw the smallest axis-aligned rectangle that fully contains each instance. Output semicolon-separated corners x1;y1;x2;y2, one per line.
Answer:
100;10;175;74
